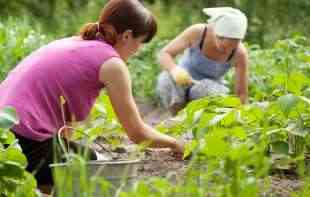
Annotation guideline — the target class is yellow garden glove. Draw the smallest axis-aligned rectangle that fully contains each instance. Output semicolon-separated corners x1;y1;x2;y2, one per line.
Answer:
170;67;193;86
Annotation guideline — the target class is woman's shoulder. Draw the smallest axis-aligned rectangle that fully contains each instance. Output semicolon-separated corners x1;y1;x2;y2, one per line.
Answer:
181;23;206;47
187;23;206;31
100;57;127;75
186;24;206;37
232;42;248;67
235;42;248;58
99;57;129;85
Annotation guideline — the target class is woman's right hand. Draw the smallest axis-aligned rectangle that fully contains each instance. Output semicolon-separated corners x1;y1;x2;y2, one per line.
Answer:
170;66;193;86
170;139;187;160
172;139;185;153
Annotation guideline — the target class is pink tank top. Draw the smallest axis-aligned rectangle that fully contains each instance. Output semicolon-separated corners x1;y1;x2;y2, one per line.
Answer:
0;37;119;141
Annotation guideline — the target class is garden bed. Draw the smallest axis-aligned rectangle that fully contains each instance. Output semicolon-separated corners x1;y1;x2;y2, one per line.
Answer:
135;102;305;196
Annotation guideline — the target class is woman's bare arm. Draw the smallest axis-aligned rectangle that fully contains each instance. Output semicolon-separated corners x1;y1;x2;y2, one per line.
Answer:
158;24;205;72
234;43;249;104
99;57;183;152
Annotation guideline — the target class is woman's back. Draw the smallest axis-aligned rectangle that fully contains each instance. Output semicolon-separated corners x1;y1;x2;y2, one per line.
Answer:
0;37;119;141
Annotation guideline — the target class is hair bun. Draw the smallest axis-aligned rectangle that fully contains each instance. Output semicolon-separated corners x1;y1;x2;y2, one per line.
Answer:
80;22;98;40
99;23;118;45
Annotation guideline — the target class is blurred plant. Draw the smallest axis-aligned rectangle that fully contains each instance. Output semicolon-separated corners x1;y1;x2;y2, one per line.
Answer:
0;107;39;197
0;18;49;81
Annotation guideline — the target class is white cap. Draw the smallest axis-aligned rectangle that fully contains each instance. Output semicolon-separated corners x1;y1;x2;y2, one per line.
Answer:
203;7;248;39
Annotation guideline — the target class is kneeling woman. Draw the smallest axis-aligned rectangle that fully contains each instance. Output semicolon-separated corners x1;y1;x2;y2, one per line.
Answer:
157;7;249;115
0;0;183;190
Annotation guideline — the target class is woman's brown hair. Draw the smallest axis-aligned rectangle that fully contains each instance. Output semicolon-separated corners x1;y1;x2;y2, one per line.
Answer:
80;0;157;46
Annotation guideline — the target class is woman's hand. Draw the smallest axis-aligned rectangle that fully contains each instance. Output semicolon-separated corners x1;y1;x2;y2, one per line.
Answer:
170;67;193;86
170;139;185;160
172;139;185;153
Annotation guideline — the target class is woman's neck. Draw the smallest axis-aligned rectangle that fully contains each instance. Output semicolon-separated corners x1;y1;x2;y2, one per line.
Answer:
202;34;234;63
113;43;129;62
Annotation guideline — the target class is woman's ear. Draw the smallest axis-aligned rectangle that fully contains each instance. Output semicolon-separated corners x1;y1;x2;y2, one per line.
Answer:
122;30;133;41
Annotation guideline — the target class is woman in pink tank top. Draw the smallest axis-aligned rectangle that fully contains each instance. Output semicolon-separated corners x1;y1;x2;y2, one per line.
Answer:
0;0;184;192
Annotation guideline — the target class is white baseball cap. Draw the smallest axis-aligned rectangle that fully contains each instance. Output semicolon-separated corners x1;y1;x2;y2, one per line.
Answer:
203;7;248;39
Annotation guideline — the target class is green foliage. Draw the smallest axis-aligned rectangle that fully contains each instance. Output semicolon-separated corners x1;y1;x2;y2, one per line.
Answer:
227;36;310;102
0;0;106;37
128;38;168;102
49;0;107;37
148;1;202;39
0;107;19;130
72;93;124;148
148;0;310;46
0;18;49;81
0;107;38;197
154;94;308;195
2;0;310;45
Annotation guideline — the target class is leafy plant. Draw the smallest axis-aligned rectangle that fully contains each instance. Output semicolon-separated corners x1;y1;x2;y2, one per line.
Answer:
0;18;49;81
0;107;38;197
128;38;168;102
72;92;124;149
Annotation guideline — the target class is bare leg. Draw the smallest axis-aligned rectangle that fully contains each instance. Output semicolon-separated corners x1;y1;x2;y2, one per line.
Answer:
189;79;229;101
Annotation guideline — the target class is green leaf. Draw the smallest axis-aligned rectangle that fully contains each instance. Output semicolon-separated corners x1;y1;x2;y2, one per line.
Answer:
2;147;27;167
0;130;16;145
272;74;286;87
0;161;25;178
204;131;229;157
230;127;247;140
299;96;310;105
219;96;241;107
197;113;214;132
208;113;228;126
192;109;204;125
15;172;38;197
271;141;289;155
135;182;151;196
287;72;306;95
286;123;308;137
0;107;19;129
208;109;235;127
102;94;117;122
229;143;249;161
184;140;198;159
299;52;310;63
277;94;299;116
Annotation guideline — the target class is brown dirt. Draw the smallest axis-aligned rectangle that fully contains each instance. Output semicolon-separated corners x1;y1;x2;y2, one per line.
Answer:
138;149;187;181
269;175;303;197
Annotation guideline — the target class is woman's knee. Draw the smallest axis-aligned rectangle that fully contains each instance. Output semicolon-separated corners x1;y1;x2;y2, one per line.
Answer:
156;71;177;106
189;79;229;100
